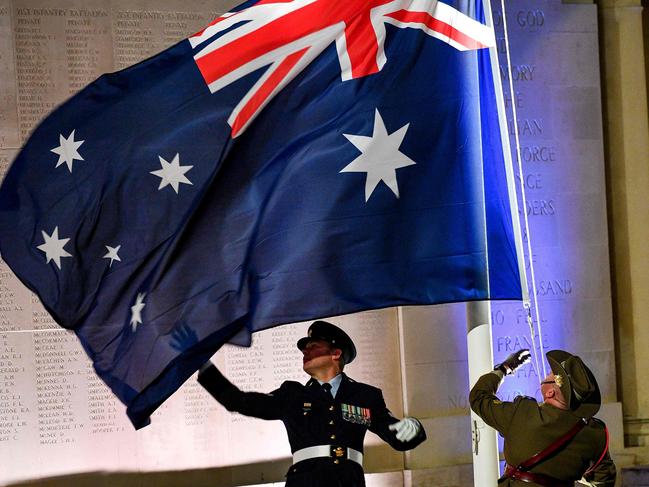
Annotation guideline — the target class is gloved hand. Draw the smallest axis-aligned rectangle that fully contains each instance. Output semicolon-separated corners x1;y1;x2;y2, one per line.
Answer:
170;322;198;351
494;349;531;375
389;417;421;442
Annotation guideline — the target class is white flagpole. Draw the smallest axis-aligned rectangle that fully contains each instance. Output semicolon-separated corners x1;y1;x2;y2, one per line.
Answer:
467;301;500;486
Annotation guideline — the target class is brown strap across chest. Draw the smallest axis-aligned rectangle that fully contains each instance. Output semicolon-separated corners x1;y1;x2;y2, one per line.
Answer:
499;418;587;487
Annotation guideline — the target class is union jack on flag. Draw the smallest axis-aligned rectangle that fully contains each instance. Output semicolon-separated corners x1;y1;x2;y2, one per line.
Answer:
190;0;495;135
0;0;520;428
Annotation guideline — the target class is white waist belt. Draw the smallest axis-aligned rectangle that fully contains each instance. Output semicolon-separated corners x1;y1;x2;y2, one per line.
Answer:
292;445;363;466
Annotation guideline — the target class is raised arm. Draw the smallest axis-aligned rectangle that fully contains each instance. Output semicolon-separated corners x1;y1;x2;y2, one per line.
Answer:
197;361;285;420
469;349;531;436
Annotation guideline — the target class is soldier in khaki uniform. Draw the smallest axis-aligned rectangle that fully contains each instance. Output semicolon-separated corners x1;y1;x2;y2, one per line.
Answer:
470;349;616;487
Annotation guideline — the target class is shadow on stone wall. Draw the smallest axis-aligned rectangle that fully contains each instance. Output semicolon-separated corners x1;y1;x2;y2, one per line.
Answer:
5;458;293;487
4;442;406;487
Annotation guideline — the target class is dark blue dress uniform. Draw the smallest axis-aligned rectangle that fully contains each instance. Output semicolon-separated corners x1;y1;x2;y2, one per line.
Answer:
198;365;426;487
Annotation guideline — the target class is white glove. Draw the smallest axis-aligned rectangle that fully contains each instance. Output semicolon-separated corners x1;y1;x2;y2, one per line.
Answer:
388;417;420;442
577;478;599;487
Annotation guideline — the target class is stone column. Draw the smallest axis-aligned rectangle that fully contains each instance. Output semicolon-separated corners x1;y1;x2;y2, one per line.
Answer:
599;0;649;448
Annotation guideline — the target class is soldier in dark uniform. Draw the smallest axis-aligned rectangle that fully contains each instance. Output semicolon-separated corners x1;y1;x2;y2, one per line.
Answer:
470;349;616;487
197;320;426;487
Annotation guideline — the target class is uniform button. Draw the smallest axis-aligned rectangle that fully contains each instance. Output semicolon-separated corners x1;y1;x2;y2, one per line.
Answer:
303;412;307;416
329;406;335;411
333;459;340;464
329;420;334;425
330;434;336;440
292;468;297;473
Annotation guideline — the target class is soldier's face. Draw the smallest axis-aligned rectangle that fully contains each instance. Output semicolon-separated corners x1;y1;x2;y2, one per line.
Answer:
302;340;337;373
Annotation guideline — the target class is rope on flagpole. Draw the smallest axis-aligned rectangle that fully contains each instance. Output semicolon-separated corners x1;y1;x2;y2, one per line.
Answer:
498;0;547;379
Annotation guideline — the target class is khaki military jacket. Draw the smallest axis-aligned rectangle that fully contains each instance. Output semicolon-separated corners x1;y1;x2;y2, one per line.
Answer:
470;372;616;487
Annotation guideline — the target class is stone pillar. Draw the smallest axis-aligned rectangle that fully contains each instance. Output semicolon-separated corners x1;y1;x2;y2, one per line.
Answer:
599;0;649;448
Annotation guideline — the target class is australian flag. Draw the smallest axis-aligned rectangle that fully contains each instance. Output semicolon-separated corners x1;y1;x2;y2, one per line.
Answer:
0;0;521;428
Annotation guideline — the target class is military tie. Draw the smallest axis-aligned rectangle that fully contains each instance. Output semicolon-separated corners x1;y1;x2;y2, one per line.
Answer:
322;382;333;399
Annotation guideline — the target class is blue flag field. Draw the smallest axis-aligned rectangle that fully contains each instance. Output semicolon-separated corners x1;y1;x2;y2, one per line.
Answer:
0;0;521;428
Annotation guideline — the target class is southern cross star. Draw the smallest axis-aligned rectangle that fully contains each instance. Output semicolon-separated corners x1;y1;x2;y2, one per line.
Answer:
51;130;85;172
150;153;193;194
103;245;122;267
37;226;72;269
130;293;146;332
340;109;416;202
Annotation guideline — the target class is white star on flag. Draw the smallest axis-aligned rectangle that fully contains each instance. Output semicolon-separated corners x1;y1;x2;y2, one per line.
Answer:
51;130;84;172
130;293;146;332
340;109;416;202
37;226;72;269
103;245;122;267
150;153;193;194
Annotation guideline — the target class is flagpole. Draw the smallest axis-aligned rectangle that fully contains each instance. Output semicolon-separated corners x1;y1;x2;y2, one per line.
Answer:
465;7;499;470
466;301;500;486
